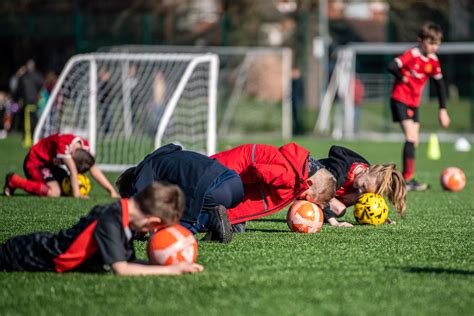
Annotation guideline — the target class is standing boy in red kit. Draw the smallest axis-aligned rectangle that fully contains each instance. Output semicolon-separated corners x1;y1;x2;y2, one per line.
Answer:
387;22;450;191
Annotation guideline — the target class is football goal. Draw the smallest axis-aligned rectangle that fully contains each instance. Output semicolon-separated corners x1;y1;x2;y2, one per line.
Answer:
100;46;293;140
315;42;474;140
34;53;219;171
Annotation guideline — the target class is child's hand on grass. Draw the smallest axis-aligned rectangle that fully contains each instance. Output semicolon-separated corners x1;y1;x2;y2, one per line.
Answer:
335;221;353;227
110;191;120;198
328;218;353;227
173;262;204;274
384;218;397;225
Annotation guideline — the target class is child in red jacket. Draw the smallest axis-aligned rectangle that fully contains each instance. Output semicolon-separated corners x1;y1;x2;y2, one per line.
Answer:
210;143;336;226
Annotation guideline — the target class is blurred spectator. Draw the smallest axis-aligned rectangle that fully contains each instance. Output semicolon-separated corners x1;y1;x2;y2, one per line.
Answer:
9;65;26;97
291;68;304;135
15;59;44;146
44;71;58;95
0;92;13;139
98;69;113;134
37;71;58;115
145;71;167;134
352;76;365;133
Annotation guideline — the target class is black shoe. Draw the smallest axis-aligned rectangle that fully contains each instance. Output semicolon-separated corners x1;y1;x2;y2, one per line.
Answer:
406;179;430;192
202;205;232;243
3;172;15;197
232;222;246;233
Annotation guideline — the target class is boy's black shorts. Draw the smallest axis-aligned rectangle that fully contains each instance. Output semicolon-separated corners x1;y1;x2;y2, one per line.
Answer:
0;233;57;272
390;99;419;123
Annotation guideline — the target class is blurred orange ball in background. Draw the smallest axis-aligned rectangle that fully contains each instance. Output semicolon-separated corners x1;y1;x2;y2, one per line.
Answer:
440;167;466;192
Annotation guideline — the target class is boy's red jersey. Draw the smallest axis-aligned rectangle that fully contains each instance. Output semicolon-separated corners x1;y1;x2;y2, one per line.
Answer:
29;133;90;167
391;47;443;107
0;199;135;272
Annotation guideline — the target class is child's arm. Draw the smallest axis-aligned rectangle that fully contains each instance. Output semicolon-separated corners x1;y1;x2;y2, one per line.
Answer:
111;261;203;276
89;165;120;198
63;157;84;198
336;193;359;208
328;197;347;216
323;199;353;227
433;78;450;128
327;217;353;227
387;60;407;83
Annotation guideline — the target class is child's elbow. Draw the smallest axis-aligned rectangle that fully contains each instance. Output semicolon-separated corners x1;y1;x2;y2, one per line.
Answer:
333;206;347;217
111;261;129;275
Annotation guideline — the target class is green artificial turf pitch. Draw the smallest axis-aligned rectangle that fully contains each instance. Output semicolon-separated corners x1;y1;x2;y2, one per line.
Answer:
0;134;473;315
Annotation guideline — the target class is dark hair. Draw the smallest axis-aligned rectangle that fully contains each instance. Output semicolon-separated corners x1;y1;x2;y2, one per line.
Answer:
73;149;95;174
134;182;185;224
116;167;136;198
418;22;443;42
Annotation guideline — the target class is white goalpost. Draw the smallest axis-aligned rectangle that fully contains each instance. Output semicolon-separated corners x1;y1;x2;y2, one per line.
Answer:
34;53;219;171
100;45;293;140
315;42;474;139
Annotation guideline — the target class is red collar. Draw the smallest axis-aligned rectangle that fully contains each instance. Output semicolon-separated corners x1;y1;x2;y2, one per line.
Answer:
120;198;130;228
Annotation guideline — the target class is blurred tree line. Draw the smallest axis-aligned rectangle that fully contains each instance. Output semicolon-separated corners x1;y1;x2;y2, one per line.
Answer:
0;0;472;94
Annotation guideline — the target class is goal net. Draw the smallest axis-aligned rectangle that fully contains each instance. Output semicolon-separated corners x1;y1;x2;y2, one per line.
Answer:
34;53;219;171
100;46;293;140
315;42;474;140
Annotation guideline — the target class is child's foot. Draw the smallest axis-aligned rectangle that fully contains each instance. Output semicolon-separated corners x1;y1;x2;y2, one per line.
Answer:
406;179;430;192
202;205;232;243
3;173;17;196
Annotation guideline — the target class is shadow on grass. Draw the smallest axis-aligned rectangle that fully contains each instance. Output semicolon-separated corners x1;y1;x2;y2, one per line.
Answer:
252;218;286;223
400;266;474;276
245;228;289;233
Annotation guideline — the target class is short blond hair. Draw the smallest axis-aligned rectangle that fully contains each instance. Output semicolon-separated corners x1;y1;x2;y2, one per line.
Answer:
134;182;185;224
308;168;336;207
367;164;407;217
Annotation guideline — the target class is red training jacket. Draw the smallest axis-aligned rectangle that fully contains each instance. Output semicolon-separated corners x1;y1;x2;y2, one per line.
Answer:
210;143;310;224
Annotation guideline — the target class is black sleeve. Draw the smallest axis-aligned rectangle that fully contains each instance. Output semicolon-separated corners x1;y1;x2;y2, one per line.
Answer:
322;146;370;188
387;60;404;82
322;206;336;222
94;217;129;265
432;77;447;109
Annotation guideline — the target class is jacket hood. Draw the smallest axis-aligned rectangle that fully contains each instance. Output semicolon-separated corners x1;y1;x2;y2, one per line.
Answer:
278;142;310;180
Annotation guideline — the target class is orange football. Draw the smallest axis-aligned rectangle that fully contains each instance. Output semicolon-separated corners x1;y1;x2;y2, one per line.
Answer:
440;167;466;192
147;224;198;265
286;200;324;233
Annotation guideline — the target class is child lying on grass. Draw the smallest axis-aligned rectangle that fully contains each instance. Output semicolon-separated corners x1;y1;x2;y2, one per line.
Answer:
0;182;203;276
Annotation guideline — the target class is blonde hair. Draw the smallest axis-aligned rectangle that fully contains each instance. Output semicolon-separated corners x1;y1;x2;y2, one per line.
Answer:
367;164;407;217
309;168;337;208
134;182;185;224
